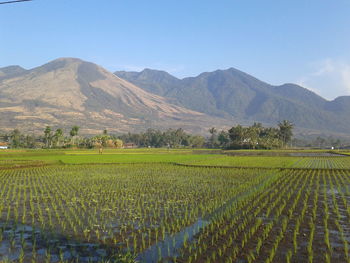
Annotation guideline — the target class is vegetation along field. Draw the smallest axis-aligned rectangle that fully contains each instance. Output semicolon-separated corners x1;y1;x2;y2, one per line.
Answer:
0;149;350;262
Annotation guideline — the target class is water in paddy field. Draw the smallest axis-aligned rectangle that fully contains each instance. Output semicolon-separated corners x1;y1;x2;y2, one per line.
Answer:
137;170;281;262
0;222;114;262
0;219;210;263
137;219;209;262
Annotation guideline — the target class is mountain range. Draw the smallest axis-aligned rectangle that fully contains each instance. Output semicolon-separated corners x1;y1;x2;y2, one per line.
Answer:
115;68;350;135
0;57;349;136
0;58;227;135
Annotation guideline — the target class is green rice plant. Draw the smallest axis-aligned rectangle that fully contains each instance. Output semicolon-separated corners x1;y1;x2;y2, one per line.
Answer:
19;248;25;263
286;249;292;263
307;221;315;263
1;154;350;263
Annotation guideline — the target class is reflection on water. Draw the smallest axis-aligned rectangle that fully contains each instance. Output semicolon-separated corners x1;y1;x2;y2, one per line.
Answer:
0;222;120;262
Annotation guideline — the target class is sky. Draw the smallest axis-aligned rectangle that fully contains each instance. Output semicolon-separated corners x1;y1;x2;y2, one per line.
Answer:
1;0;350;100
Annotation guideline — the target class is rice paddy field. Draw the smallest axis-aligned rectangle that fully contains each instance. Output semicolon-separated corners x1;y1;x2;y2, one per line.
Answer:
0;149;350;263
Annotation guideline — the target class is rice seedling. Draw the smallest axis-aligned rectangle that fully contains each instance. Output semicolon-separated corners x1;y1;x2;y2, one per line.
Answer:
0;152;349;262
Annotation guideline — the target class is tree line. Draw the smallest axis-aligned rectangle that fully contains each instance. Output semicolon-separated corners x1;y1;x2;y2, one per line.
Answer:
1;126;125;149
0;127;204;149
119;128;205;148
208;120;294;149
0;120;294;149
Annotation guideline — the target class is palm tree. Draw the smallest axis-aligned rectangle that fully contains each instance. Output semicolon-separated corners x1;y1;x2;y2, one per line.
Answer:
208;127;218;148
44;126;52;148
54;128;63;147
70;126;79;146
278;120;294;147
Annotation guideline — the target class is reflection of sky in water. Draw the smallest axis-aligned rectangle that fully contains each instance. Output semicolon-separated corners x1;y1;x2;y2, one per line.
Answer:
0;222;111;262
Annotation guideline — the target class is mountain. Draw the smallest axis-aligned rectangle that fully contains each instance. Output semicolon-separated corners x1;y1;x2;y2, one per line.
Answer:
115;68;350;134
115;69;181;98
2;58;350;136
0;58;227;135
0;65;27;79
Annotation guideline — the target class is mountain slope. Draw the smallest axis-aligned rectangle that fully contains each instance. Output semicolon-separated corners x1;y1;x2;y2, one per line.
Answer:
0;65;27;79
0;58;227;134
115;69;181;98
115;68;350;133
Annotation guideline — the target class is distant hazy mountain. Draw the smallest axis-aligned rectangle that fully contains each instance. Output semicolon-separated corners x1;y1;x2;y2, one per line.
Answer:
0;58;226;134
115;68;350;134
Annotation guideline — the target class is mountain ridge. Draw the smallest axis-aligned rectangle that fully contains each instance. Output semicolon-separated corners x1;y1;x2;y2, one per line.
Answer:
0;58;228;135
1;57;349;136
0;65;27;80
115;67;350;134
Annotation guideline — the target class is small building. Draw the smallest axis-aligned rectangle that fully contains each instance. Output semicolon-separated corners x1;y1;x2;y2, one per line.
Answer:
124;142;136;149
0;142;9;149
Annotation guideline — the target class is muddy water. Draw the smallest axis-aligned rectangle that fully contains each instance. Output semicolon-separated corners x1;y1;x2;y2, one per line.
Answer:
137;219;209;262
0;222;112;262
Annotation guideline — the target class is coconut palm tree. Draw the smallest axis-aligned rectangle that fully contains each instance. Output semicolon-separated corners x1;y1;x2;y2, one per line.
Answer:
278;120;294;147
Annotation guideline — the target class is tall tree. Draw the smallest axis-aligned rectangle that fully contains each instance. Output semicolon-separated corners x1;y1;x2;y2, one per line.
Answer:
208;127;218;148
44;126;52;148
70;126;79;137
10;129;21;148
189;135;205;148
25;135;35;148
228;125;245;148
53;128;64;147
70;126;80;145
218;130;230;148
278;120;294;147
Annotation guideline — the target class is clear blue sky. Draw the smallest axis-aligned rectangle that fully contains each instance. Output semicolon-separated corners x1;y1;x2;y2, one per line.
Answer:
1;0;350;100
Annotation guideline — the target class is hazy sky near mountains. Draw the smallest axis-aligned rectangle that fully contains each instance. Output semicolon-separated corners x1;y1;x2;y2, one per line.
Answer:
1;0;350;100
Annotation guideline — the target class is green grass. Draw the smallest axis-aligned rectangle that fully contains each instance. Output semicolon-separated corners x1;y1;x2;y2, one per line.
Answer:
36;153;218;164
0;148;220;165
189;156;302;168
1;148;348;167
1;153;218;165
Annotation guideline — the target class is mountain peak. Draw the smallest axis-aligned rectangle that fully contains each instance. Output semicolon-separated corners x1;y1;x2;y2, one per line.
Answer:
0;65;26;72
115;68;181;97
0;58;221;135
50;57;84;64
31;57;83;74
139;68;179;80
0;65;27;77
118;66;350;134
2;57;350;135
